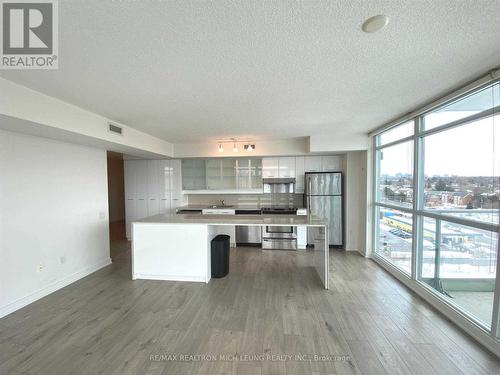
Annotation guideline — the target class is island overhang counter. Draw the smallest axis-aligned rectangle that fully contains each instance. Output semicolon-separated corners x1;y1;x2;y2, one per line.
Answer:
131;213;329;289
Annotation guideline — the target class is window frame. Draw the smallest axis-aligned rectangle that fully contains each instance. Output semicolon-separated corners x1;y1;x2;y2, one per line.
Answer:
372;78;500;342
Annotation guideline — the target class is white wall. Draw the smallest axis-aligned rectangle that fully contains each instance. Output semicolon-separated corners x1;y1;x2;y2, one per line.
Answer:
309;133;369;152
0;129;111;318
174;137;309;158
343;151;368;254
0;78;174;158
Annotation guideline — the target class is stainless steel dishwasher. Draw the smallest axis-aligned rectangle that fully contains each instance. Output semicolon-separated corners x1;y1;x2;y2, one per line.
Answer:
235;226;262;246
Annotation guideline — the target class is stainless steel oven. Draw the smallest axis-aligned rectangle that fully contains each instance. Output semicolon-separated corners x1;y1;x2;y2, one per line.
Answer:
261;225;297;250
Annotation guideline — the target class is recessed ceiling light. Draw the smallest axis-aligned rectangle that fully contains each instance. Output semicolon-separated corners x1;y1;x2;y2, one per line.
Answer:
362;15;389;33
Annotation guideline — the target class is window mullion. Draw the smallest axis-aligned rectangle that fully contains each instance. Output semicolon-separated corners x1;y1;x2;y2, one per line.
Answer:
491;234;500;337
411;119;420;280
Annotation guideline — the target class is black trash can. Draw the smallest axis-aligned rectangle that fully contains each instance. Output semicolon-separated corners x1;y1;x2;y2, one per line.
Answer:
211;234;230;278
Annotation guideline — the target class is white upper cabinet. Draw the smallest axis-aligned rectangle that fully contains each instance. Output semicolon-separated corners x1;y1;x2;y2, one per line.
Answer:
125;159;148;199
262;157;296;178
147;160;160;197
295;156;305;193
304;155;344;173
206;159;222;190
321;155;343;172
262;158;280;178
157;160;171;198
135;160;149;199
170;159;182;195
305;156;322;172
278;157;296;178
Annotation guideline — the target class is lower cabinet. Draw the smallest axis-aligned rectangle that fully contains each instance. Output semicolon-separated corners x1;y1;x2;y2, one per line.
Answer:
126;195;182;240
159;197;171;214
147;197;160;217
135;198;148;220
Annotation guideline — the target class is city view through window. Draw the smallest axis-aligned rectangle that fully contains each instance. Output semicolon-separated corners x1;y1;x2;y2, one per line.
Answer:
375;82;499;328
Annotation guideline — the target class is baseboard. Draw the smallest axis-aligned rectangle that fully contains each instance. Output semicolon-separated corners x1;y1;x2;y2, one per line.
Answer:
132;273;206;283
0;257;112;319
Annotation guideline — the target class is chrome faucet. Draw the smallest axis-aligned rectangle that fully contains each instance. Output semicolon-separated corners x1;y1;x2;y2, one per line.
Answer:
220;199;225;207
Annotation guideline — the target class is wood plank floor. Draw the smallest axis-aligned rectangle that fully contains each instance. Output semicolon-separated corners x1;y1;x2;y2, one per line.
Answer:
0;245;499;375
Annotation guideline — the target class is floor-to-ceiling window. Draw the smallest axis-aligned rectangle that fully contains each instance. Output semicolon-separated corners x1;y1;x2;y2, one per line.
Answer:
373;77;500;346
374;121;414;274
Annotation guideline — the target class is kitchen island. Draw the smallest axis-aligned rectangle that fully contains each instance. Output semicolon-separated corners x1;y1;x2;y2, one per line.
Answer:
131;213;329;289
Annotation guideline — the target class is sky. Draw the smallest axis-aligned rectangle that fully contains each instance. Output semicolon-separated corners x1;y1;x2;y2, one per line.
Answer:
380;113;500;177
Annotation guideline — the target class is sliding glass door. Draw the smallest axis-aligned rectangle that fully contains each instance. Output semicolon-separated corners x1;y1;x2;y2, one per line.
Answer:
373;80;500;339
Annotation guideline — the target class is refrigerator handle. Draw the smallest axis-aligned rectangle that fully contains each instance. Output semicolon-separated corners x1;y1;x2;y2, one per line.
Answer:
308;178;312;213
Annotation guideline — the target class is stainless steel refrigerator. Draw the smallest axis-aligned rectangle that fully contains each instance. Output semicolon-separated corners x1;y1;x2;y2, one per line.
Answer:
305;172;343;247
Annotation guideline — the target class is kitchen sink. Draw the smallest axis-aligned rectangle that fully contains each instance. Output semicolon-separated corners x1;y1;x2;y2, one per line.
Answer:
208;205;233;208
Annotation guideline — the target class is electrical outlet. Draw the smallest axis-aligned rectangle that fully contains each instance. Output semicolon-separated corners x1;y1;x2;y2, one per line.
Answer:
99;211;106;219
60;256;66;264
37;264;43;272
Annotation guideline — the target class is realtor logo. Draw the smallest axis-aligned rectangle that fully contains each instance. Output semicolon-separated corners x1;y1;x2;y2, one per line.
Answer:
1;0;58;69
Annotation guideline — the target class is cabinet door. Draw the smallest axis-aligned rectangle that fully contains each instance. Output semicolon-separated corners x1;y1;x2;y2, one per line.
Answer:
305;156;322;172
170;159;182;195
147;197;160;216
250;158;262;189
206;159;222;189
159;197;171;215
157;160;171;199
135;198;148;219
221;159;236;189
236;158;250;189
146;160;160;217
147;160;160;198
182;159;206;190
262;158;279;178
170;194;183;213
135;160;149;199
295;156;305;193
124;160;137;199
321;155;343;172
279;157;296;178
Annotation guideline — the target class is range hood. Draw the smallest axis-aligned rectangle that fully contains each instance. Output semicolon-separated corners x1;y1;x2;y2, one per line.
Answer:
263;178;295;194
262;178;296;184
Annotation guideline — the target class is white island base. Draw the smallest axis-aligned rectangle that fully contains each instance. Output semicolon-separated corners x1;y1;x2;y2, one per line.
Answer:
132;214;329;289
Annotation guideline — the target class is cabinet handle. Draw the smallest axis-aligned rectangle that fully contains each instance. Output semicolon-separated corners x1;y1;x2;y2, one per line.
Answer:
138;199;145;201
150;199;156;200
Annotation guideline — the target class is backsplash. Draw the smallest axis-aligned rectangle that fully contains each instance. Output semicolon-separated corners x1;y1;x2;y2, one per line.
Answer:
186;194;305;208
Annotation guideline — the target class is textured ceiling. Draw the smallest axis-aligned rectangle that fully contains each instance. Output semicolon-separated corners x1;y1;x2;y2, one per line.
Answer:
1;0;500;143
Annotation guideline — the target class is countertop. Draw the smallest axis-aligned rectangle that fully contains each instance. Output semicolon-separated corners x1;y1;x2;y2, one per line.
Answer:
134;213;327;227
176;205;261;211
